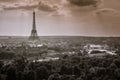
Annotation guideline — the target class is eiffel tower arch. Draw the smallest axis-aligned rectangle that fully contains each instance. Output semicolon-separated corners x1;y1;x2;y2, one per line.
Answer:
29;11;39;41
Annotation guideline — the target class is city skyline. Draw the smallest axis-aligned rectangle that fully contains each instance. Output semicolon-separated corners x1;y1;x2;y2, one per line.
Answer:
0;0;120;37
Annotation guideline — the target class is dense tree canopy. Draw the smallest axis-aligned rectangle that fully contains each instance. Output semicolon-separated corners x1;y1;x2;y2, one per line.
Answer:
0;54;120;80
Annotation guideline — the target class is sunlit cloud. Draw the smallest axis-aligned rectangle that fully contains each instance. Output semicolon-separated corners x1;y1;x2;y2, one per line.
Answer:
0;0;66;16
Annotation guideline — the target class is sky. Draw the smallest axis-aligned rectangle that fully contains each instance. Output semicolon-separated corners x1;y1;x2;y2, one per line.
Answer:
0;0;120;37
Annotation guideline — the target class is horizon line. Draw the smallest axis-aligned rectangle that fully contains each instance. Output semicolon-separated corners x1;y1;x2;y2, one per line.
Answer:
0;35;120;38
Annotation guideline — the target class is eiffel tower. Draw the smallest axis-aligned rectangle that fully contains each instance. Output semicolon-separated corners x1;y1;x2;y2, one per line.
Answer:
29;11;39;41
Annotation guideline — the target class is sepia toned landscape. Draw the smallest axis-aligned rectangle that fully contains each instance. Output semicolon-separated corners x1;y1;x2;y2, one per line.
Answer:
0;0;120;80
0;35;120;80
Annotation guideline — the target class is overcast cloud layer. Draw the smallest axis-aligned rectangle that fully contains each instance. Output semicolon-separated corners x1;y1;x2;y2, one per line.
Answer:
0;0;120;16
0;0;120;36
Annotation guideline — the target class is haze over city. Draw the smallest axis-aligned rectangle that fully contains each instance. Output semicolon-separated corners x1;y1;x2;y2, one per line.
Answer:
0;0;120;37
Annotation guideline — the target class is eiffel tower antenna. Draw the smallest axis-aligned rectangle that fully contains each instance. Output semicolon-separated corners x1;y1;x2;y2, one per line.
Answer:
29;11;39;41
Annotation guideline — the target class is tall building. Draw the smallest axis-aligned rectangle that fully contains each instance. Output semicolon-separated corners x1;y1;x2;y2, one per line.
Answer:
29;11;39;41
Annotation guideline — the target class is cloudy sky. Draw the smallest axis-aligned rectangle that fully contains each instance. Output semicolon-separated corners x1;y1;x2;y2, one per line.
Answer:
0;0;120;36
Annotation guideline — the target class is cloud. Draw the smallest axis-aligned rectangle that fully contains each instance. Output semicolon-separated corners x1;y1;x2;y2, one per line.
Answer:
0;0;17;2
0;0;64;16
0;0;120;17
38;1;58;12
0;0;71;17
0;0;58;11
95;8;120;16
37;0;71;17
49;7;71;17
92;0;120;17
67;0;99;7
0;0;100;17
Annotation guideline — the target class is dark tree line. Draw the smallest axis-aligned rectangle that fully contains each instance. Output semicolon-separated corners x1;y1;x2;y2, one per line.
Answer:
0;55;120;80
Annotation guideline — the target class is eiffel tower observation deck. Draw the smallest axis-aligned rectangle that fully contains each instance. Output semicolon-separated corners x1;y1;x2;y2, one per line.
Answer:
29;11;39;41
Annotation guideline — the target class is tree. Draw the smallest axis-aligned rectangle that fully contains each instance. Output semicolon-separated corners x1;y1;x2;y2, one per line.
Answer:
16;71;23;80
14;56;28;71
48;73;61;80
73;65;81;76
114;69;120;79
26;70;36;80
60;65;72;75
0;61;3;70
6;66;16;80
0;51;15;59
36;66;49;80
